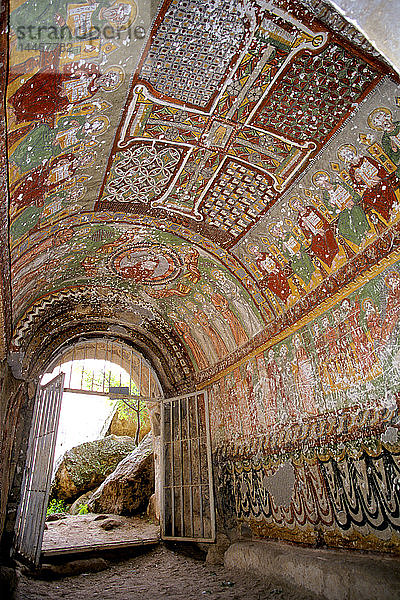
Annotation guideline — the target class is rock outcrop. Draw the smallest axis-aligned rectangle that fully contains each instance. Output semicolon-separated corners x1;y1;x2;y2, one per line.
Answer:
69;490;95;515
87;433;154;515
51;435;137;502
146;493;159;523
106;409;151;440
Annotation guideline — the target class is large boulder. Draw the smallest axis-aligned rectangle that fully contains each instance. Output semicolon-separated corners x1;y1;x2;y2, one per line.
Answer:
69;490;96;515
87;433;154;515
106;410;151;440
51;435;137;502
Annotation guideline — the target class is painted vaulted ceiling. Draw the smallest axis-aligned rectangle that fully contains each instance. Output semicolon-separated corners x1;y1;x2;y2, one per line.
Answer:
1;0;399;387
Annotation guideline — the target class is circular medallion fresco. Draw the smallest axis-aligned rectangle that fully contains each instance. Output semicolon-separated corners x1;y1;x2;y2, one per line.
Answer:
111;244;183;285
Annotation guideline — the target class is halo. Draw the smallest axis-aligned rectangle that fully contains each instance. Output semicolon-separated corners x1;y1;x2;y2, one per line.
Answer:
337;144;357;163
87;115;110;136
288;196;303;211
367;106;392;130
247;242;261;256
100;66;125;92
268;222;280;236
100;0;137;30
312;170;330;186
361;297;375;311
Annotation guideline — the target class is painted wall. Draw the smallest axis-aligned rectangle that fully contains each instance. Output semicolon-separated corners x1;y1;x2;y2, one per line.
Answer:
4;0;400;562
236;77;400;317
208;258;400;553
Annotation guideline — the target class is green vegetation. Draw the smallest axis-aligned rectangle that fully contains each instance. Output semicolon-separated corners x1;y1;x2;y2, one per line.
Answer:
46;498;66;516
81;366;150;445
115;396;148;422
77;503;89;515
113;396;150;446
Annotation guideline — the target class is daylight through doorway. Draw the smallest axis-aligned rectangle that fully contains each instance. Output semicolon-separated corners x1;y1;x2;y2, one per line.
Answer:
38;339;162;560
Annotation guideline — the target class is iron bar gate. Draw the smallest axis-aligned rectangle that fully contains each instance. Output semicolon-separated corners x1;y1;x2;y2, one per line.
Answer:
14;373;65;566
160;390;215;542
46;338;161;399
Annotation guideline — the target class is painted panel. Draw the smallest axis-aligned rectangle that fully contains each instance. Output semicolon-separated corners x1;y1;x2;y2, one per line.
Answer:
237;78;400;315
208;259;400;552
11;217;264;370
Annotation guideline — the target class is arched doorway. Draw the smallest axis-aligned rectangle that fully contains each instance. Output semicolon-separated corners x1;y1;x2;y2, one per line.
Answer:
13;333;216;568
14;337;163;565
43;337;163;451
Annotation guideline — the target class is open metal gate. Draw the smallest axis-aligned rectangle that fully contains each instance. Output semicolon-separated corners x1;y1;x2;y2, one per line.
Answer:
14;373;65;566
160;390;215;542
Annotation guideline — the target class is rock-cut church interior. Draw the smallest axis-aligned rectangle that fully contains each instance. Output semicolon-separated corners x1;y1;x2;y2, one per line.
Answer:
1;0;400;598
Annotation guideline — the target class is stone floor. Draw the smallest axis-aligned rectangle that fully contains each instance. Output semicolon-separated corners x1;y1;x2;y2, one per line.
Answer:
18;544;315;600
16;524;400;600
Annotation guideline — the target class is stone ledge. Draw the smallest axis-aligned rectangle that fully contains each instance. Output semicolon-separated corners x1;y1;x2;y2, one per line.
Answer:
224;540;400;600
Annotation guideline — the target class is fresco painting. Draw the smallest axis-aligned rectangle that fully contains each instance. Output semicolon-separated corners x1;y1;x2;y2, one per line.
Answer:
214;440;400;552
6;0;151;234
3;0;400;559
96;1;389;243
209;261;400;442
208;260;400;551
11;216;264;371
239;79;400;315
7;0;399;349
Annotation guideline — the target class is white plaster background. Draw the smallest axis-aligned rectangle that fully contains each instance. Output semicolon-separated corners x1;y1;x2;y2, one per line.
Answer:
330;0;400;75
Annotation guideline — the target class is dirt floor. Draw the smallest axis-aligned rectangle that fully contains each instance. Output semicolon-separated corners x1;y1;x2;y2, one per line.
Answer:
42;514;159;552
18;543;316;600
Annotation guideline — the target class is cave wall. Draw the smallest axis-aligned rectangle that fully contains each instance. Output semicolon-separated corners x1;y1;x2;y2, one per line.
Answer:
3;0;400;565
207;256;400;554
